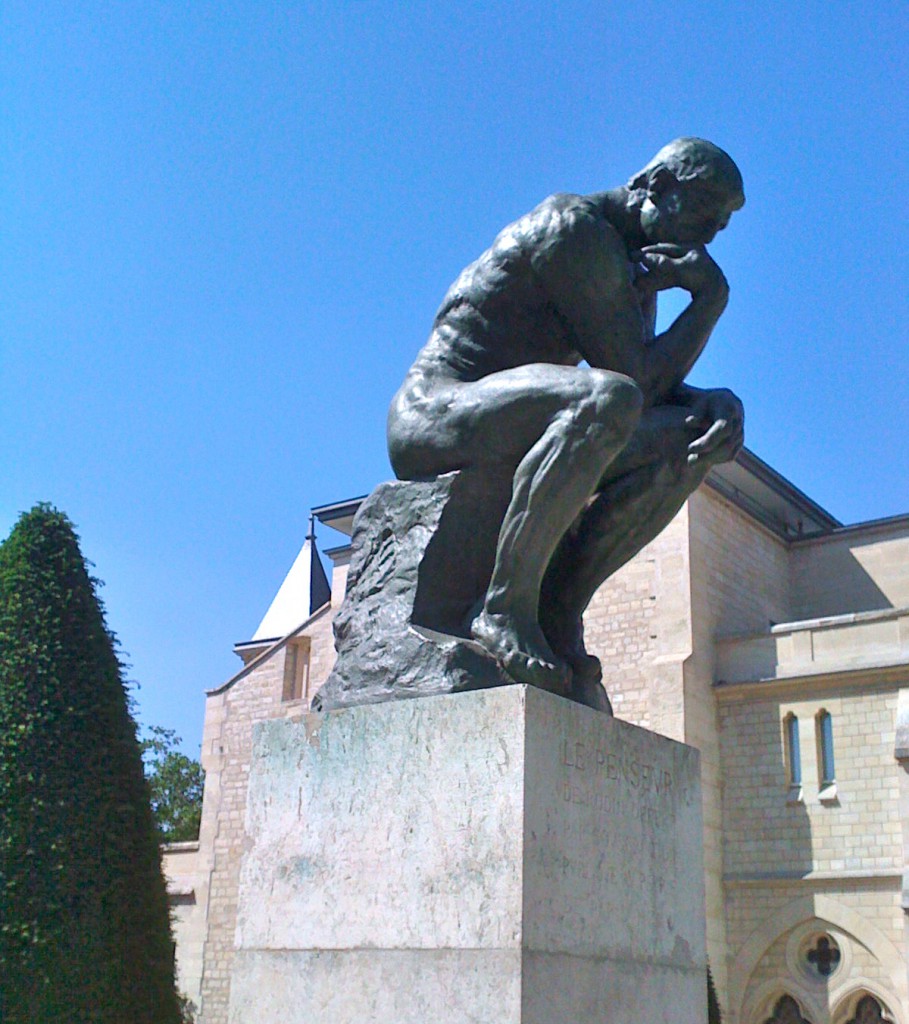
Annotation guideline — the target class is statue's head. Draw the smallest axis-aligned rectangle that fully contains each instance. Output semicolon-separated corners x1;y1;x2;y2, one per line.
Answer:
628;138;745;246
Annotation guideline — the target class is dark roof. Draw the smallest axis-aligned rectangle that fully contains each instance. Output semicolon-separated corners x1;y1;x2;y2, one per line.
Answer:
312;496;367;538
706;448;841;539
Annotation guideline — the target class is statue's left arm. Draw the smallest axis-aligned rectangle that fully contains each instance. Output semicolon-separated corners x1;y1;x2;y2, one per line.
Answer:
634;243;744;465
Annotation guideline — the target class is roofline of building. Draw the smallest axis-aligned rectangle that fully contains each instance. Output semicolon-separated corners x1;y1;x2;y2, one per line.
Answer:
208;601;332;697
234;636;281;651
324;543;353;558
716;604;908;643
729;448;842;529
790;510;909;545
701;473;792;541
714;657;908;698
313;496;367;527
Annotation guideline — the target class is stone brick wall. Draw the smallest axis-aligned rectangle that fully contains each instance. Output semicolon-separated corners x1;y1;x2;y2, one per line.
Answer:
724;882;906;1024
584;506;692;739
721;687;901;875
304;603;338;697
690;486;791;640
196;607;334;1024
790;520;909;620
685;486;794;1012
197;655;282;1022
720;685;906;1022
583;554;658;728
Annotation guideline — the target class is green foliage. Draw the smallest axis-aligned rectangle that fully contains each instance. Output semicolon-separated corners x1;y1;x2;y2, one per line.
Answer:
708;964;723;1024
142;727;203;842
0;505;181;1024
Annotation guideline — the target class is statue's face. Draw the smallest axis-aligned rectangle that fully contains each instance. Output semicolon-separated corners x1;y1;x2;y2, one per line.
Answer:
640;177;741;247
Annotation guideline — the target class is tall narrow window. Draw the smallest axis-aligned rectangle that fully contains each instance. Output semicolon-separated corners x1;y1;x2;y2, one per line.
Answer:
817;710;836;787
282;638;311;703
785;714;802;787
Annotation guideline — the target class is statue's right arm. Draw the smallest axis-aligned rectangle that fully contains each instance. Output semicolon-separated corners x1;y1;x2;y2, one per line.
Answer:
634;244;729;404
531;202;728;404
530;204;647;381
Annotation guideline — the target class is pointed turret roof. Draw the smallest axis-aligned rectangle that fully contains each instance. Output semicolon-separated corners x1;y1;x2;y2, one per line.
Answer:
251;517;331;642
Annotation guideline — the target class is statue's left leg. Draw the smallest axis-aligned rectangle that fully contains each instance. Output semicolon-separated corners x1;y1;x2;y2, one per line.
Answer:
539;405;715;711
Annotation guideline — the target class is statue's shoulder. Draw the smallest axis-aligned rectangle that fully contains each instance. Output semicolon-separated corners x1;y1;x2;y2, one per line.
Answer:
518;193;627;283
519;192;625;254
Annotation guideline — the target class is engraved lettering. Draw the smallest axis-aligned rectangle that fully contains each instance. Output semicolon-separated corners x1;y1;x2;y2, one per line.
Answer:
628;759;640;787
561;739;587;771
559;734;677;800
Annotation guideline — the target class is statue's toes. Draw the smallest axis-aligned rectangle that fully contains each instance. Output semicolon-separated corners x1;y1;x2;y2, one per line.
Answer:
504;650;569;694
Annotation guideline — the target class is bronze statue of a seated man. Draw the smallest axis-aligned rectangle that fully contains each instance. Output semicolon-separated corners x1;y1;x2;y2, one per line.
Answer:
387;138;745;712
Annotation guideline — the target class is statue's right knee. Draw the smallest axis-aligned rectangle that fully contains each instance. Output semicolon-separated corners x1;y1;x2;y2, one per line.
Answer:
590;374;643;438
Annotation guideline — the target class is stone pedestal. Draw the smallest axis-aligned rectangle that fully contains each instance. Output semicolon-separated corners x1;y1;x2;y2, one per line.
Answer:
228;686;706;1024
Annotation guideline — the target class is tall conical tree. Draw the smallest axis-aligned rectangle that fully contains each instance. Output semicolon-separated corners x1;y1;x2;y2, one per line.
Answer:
0;505;181;1024
708;964;723;1024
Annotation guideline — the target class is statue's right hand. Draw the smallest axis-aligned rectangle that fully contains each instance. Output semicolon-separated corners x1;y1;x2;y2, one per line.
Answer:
636;244;728;300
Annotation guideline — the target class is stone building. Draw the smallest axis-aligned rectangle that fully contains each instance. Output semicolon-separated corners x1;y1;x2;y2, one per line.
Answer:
166;450;909;1024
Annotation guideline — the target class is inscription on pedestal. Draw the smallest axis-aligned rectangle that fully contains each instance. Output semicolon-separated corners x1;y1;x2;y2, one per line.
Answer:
560;737;674;791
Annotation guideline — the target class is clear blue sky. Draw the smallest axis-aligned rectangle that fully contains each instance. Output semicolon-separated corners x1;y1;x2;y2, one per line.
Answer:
3;3;906;754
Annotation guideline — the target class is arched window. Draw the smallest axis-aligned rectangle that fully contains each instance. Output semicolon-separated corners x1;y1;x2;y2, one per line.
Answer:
845;994;894;1024
762;994;813;1024
816;710;836;787
785;713;802;787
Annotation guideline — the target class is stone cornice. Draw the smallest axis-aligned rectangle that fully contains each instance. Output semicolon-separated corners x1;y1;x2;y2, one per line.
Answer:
714;660;908;701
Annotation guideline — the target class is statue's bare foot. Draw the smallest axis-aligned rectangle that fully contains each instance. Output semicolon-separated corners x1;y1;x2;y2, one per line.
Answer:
541;613;612;714
471;609;570;694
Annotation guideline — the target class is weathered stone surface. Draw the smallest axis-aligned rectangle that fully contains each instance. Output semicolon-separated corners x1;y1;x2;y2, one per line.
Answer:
230;685;706;1024
314;470;518;711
